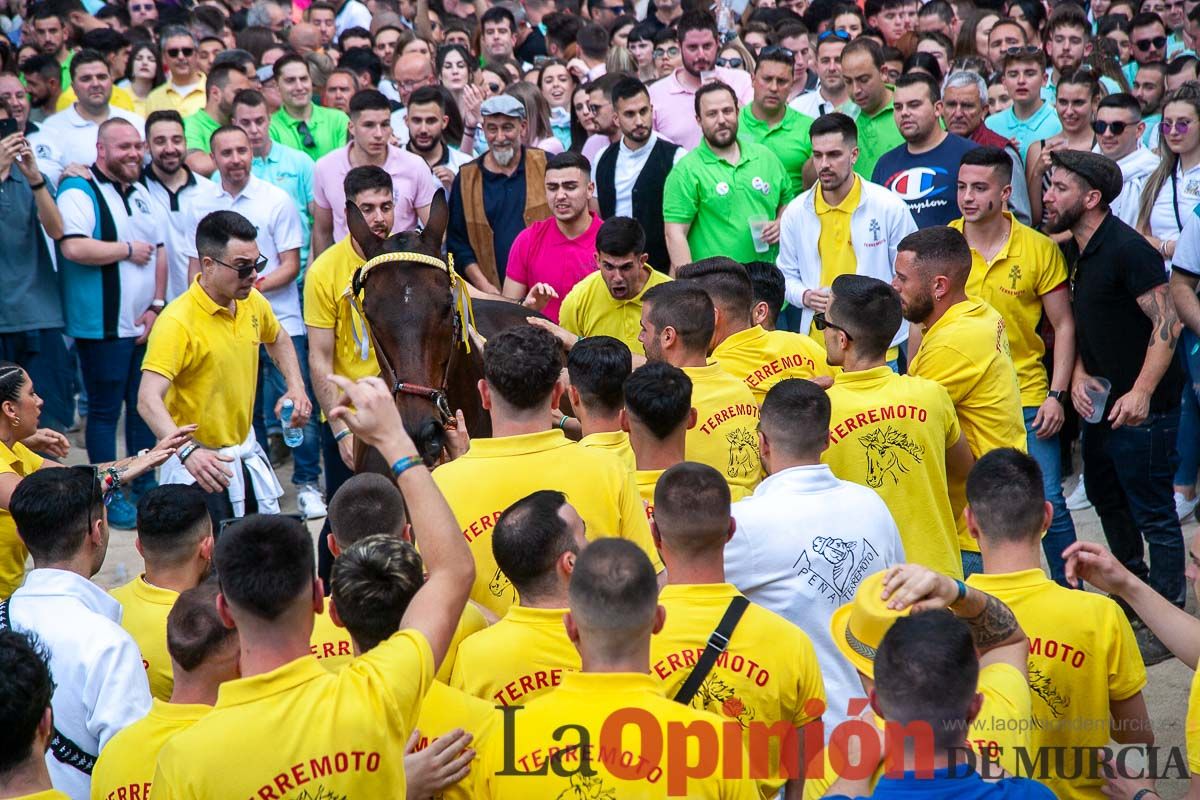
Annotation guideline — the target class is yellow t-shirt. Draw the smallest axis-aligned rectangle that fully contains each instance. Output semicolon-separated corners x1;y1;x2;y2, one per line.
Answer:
153;629;433;799
90;699;209;800
951;215;1069;407
410;681;499;800
143;278;281;449
579;430;636;472
684;361;762;502
651;583;825;797
13;792;70;800
813;176;862;334
967;569;1147;799
559;267;672;356
823;366;963;578
109;576;178;701
432;429;660;616
473;671;758;799
310;606;354;672
0;440;43;599
908;298;1026;553
449;604;581;707
635;468;665;522
302;235;379;382
142;79;208;117
439;601;488;684
712;325;833;403
55;84;136;113
1188;666;1200;775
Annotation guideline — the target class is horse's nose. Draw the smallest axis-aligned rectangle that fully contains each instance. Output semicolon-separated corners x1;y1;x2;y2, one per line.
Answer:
416;418;445;464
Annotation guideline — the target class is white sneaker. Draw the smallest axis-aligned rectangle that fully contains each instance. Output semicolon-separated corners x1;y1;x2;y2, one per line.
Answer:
1176;491;1200;522
297;484;327;520
1065;477;1092;511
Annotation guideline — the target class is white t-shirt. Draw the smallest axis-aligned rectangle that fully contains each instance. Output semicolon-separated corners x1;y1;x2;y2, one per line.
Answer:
1111;145;1160;229
140;167;224;301
1150;161;1200;268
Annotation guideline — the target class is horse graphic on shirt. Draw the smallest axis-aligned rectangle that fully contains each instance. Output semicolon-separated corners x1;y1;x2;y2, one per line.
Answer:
555;771;617;800
489;567;516;602
859;427;925;488
695;674;755;728
726;428;760;479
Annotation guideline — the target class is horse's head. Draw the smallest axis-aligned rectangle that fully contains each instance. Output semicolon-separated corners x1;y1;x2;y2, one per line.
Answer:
347;192;457;465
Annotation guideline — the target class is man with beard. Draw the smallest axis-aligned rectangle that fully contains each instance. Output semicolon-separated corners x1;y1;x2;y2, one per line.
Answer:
1045;5;1122;96
404;86;473;192
29;6;71;92
594;77;683;274
896;227;1027;576
1045;150;1185;656
17;55;61;126
107;485;215;702
140;110;223;301
182;62;252;177
582;73;621;163
139;210;311;524
648;10;753;150
790;29;855;119
57;118;166;529
448;95;552;294
738;47;814;196
1095;93;1159;227
1132;60;1166;148
664;83;791;268
31;50;145;188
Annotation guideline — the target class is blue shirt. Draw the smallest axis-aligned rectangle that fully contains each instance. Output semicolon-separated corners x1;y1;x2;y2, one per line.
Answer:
872;133;979;229
984;101;1062;161
251;141;314;272
827;765;1056;800
0;168;63;333
447;151;532;284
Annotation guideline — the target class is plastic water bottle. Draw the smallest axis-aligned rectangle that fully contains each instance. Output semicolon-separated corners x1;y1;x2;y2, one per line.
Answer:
280;400;304;448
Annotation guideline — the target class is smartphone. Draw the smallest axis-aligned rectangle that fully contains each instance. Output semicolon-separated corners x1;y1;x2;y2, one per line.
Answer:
0;117;18;139
215;512;306;543
533;55;554;67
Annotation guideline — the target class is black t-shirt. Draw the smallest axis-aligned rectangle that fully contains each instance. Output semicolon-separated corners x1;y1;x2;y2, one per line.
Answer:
1065;212;1184;416
516;27;547;63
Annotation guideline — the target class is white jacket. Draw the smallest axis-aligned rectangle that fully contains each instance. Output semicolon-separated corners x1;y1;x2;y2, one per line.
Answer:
9;569;152;800
777;178;918;348
728;464;905;735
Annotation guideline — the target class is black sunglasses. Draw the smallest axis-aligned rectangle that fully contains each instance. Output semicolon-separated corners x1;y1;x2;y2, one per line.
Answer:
818;29;851;42
1135;35;1167;50
813;312;853;340
296;119;316;150
166;47;195;57
1092;119;1131;135
212;255;268;279
1003;45;1042;57
716;56;744;68
759;44;795;58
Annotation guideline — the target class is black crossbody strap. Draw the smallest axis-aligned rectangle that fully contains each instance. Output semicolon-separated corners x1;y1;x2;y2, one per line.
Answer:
672;595;750;705
0;599;97;774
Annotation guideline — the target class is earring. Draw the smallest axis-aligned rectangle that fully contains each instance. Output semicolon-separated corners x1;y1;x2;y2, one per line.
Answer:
12;416;19;426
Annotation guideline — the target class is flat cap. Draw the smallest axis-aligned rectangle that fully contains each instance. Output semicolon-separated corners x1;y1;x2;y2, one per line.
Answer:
480;94;526;119
1049;150;1123;205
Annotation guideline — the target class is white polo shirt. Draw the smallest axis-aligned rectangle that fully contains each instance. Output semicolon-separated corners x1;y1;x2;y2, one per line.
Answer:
140;166;224;301
186;175;306;336
29;104;146;187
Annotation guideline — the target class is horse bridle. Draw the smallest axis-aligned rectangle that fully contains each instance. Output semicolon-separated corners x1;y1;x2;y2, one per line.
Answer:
344;250;476;426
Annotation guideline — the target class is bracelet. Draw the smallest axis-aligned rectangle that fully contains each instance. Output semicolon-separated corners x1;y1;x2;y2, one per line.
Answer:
1132;790;1161;800
28;180;44;191
178;443;198;463
391;455;423;478
953;579;967;604
104;467;123;491
334;427;352;442
126;241;133;260
555;414;570;430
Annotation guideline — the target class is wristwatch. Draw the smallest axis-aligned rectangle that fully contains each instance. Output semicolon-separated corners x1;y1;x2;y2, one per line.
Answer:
1048;390;1066;404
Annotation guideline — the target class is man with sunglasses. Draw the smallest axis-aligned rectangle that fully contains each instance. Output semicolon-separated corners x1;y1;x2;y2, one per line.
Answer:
1128;12;1170;80
739;46;814;196
791;30;855;118
144;28;207;118
1096;92;1159;227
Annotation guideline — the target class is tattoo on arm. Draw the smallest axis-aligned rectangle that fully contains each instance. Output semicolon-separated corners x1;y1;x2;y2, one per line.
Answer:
1136;284;1181;351
959;594;1020;651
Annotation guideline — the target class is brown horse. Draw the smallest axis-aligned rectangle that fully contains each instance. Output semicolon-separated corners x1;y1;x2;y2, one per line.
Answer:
345;191;543;467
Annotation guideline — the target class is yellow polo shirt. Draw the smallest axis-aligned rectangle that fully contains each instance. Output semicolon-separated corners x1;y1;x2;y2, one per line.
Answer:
712;325;833;403
651;583;825;797
813;177;861;332
635;468;665;522
684;361;762;502
579;430;636;472
143;78;208;117
908;298;1026;553
473;671;758;799
1188;667;1200;775
90;699;209;800
951;215;1069;407
410;681;499;800
55;84;136;113
558;267;672;356
303;235;379;382
432;429;660;616
823;366;963;578
310;606;354;672
143;278;281;449
449;605;581;707
439;601;488;684
0;440;43;599
967;569;1147;800
15;792;70;800
109;576;178;701
153;629;433;799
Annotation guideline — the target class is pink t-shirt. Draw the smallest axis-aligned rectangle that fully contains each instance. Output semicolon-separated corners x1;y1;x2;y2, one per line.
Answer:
312;144;441;240
647;66;754;150
505;214;602;322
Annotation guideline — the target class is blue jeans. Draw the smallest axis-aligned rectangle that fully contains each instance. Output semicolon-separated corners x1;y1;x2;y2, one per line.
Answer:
1024;406;1077;584
0;328;75;433
75;337;155;496
1083;411;1186;606
253;335;322;486
1175;328;1200;488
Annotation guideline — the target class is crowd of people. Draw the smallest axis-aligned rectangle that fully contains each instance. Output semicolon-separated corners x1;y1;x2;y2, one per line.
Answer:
0;0;1200;795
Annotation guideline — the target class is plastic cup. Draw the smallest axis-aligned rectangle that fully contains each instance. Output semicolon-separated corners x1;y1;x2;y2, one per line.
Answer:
1083;377;1112;425
748;214;770;254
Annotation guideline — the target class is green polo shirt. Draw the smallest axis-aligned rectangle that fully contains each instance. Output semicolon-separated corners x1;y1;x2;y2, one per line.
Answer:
737;105;814;196
183;108;220;153
269;104;350;161
59;51;74;90
663;138;793;264
852;88;904;180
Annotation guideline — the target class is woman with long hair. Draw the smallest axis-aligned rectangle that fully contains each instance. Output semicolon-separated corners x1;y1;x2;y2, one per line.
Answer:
1027;70;1101;226
1005;0;1047;45
505;81;566;153
958;10;1000;59
570;85;596;153
539;59;578;151
120;41;164;117
1136;85;1200;264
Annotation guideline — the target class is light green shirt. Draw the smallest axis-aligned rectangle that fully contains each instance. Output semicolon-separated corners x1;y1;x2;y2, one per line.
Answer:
183;108;220;153
851;89;904;180
737;105;814;196
269;104;350;161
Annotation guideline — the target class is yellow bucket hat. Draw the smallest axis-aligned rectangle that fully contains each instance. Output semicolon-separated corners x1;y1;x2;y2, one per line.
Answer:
829;571;911;679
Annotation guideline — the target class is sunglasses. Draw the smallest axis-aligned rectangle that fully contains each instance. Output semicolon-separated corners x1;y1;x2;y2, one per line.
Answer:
1003;45;1042;56
166;47;195;58
1135;35;1167;50
813;312;853;340
296;119;316;149
818;29;851;42
716;56;743;68
759;44;795;58
653;46;680;58
212;254;269;279
129;3;155;10
1092;119;1132;135
1161;119;1193;134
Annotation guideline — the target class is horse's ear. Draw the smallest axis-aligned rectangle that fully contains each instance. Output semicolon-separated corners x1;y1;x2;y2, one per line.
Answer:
421;191;449;249
346;201;384;260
